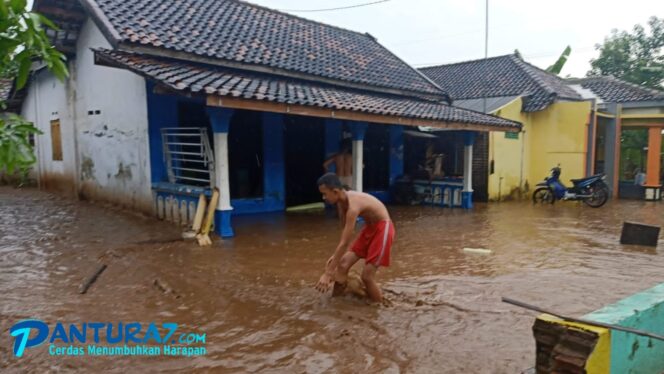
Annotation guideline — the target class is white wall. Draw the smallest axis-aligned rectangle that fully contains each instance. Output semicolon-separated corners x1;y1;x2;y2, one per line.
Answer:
22;18;153;212
21;66;77;195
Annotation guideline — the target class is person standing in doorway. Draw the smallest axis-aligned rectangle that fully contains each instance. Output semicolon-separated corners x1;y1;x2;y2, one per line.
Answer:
323;138;353;189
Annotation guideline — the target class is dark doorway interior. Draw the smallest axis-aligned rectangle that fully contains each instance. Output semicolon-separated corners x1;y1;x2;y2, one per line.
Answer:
364;124;390;191
228;110;264;199
285;116;325;206
472;132;489;202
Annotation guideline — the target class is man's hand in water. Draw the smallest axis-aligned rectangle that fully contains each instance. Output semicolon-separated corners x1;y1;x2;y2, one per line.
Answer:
315;256;338;293
315;272;334;293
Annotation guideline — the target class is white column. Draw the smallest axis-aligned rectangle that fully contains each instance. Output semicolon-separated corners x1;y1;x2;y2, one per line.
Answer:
350;122;367;192
207;106;234;238
461;132;475;209
352;139;363;192
214;132;232;210
463;143;473;193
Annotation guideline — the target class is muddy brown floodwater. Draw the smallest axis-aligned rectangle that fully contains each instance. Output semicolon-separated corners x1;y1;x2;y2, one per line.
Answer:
1;186;664;373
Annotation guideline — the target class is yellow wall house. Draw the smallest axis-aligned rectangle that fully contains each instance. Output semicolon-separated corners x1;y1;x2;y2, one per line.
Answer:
568;76;664;201
420;54;592;201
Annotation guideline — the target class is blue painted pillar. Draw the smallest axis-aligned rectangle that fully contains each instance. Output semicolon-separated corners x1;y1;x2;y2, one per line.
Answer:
389;125;404;186
324;119;343;173
146;82;178;184
462;131;476;209
262;113;285;212
207;107;235;238
350;122;368;191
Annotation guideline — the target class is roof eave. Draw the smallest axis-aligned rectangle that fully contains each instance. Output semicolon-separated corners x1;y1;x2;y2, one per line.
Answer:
205;94;521;133
93;49;520;132
115;43;449;103
78;0;123;48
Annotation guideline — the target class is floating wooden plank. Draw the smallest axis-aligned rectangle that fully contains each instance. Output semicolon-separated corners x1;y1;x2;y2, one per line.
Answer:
463;247;492;255
620;221;660;247
286;202;325;213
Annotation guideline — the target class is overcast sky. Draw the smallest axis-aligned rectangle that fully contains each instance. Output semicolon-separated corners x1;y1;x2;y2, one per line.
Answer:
249;0;662;78
27;0;661;77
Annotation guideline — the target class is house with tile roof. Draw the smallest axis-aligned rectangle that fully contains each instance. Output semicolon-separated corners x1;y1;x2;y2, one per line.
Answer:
0;79;26;115
420;54;591;201
20;0;519;236
568;76;664;201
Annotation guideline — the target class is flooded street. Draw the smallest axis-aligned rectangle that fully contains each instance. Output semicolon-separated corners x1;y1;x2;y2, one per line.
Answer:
1;186;663;373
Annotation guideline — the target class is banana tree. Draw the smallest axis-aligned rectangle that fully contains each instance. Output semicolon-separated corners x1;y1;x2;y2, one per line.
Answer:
547;45;571;75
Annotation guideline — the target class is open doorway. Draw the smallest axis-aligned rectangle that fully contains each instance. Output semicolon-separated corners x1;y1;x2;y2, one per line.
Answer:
284;116;325;206
228;110;264;199
618;127;650;199
364;124;390;191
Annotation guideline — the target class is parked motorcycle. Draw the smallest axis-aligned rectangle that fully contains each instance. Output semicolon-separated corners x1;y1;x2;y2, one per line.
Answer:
532;166;609;208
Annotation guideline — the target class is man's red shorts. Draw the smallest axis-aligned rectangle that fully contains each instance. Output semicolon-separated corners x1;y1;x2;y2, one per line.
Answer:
351;220;395;267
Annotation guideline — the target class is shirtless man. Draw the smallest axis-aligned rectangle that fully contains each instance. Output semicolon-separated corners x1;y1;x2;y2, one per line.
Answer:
314;173;395;302
323;139;352;189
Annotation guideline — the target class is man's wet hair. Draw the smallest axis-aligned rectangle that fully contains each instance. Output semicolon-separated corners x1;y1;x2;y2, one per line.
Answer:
317;173;344;190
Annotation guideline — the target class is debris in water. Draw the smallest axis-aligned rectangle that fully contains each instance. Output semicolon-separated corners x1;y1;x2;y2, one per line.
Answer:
181;230;197;240
463;247;493;255
153;278;181;299
620;221;660;247
79;264;108;294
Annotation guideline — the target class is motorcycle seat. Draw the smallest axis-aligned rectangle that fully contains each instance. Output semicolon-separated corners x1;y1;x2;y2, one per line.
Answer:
570;174;604;184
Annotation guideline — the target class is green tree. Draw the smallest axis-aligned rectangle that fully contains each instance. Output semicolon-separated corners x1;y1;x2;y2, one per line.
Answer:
1;0;68;177
588;16;664;89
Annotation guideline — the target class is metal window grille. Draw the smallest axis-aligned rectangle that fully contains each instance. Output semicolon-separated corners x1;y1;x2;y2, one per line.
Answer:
161;127;215;187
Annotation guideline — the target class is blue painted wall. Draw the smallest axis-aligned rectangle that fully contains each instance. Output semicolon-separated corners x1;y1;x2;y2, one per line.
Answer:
350;121;368;141
146;82;178;184
585;282;664;374
262;112;286;212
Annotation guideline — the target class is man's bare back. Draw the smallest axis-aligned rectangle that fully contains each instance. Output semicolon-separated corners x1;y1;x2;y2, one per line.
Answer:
338;153;352;177
337;190;390;225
